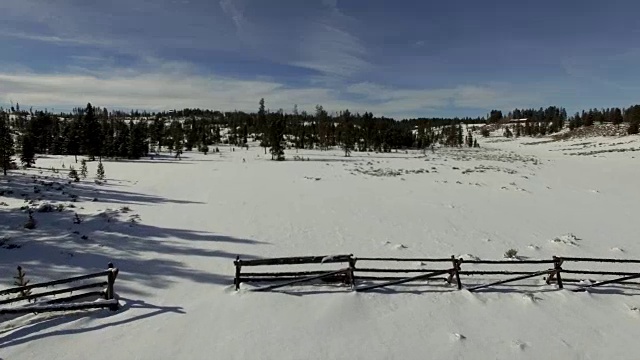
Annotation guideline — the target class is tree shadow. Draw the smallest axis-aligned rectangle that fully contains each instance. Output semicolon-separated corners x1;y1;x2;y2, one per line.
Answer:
0;206;265;295
0;298;185;349
0;172;204;205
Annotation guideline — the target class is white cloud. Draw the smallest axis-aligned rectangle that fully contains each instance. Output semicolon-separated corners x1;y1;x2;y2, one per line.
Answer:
0;61;542;118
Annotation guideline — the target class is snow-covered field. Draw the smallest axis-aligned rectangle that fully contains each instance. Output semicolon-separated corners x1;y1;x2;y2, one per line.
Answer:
2;134;640;359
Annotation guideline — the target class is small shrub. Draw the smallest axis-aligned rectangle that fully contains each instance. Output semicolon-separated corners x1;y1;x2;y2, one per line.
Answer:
24;214;37;229
36;203;56;213
504;248;518;259
73;213;82;224
628;121;639;135
68;167;80;182
0;236;20;249
56;204;66;212
13;266;32;300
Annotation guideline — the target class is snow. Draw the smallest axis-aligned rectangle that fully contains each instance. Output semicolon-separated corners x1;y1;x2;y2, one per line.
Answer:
1;134;640;359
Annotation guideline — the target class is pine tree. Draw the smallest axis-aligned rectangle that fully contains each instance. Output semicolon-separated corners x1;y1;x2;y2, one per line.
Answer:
628;121;640;135
20;133;36;168
269;111;285;160
14;266;31;299
96;161;105;180
0;116;15;175
612;108;624;125
65;119;81;163
258;98;269;154
80;158;88;179
83;103;102;160
340;110;355;156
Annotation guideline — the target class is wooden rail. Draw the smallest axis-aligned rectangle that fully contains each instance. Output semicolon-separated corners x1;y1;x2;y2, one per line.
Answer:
233;254;640;294
0;263;120;315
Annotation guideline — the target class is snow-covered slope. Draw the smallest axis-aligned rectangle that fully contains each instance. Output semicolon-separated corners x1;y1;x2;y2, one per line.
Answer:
2;136;640;359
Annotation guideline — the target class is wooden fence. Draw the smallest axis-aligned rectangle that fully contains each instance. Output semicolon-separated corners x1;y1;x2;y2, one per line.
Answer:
0;263;120;315
233;255;640;293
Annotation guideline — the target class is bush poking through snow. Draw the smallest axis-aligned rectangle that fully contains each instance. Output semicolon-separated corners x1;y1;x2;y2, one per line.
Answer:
13;266;32;300
504;248;518;259
68;167;80;182
73;213;82;224
0;236;20;249
36;203;56;213
24;213;37;229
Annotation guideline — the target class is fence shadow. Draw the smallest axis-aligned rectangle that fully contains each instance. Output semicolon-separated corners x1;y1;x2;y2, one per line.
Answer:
0;298;184;349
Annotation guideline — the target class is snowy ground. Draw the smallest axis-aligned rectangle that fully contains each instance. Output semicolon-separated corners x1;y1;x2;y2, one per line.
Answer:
2;134;640;359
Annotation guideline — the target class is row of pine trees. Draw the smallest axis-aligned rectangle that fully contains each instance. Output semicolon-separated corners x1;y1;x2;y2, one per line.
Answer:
2;101;640;173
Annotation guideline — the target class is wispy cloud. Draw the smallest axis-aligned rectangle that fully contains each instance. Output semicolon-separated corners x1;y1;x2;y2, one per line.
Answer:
0;31;111;46
0;58;542;118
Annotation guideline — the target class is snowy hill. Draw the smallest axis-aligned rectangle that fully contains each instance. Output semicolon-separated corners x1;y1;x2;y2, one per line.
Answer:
2;135;640;359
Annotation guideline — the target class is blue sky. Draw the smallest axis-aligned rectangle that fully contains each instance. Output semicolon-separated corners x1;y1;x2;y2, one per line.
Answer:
0;0;639;118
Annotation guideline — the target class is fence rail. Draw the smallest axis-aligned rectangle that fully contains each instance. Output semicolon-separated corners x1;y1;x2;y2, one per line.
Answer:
233;254;640;294
0;263;120;315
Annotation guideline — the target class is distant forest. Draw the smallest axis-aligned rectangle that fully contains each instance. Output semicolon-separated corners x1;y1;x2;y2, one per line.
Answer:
1;100;640;172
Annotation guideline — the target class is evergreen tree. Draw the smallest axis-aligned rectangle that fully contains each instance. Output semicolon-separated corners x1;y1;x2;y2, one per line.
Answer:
13;266;31;299
65;119;81;163
0;116;15;175
340;110;355;156
96;161;105;180
20;133;36;168
83;103;102;160
612;108;624;125
583;111;594;127
269;111;285;160
258;98;268;154
80;158;88;179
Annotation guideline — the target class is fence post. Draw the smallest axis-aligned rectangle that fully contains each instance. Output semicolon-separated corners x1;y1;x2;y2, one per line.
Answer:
234;256;242;291
448;256;463;290
553;256;564;289
545;256;564;289
106;262;119;311
347;255;357;289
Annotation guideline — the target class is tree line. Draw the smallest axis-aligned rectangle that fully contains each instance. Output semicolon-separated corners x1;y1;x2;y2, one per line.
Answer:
486;105;640;137
2;101;640;174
